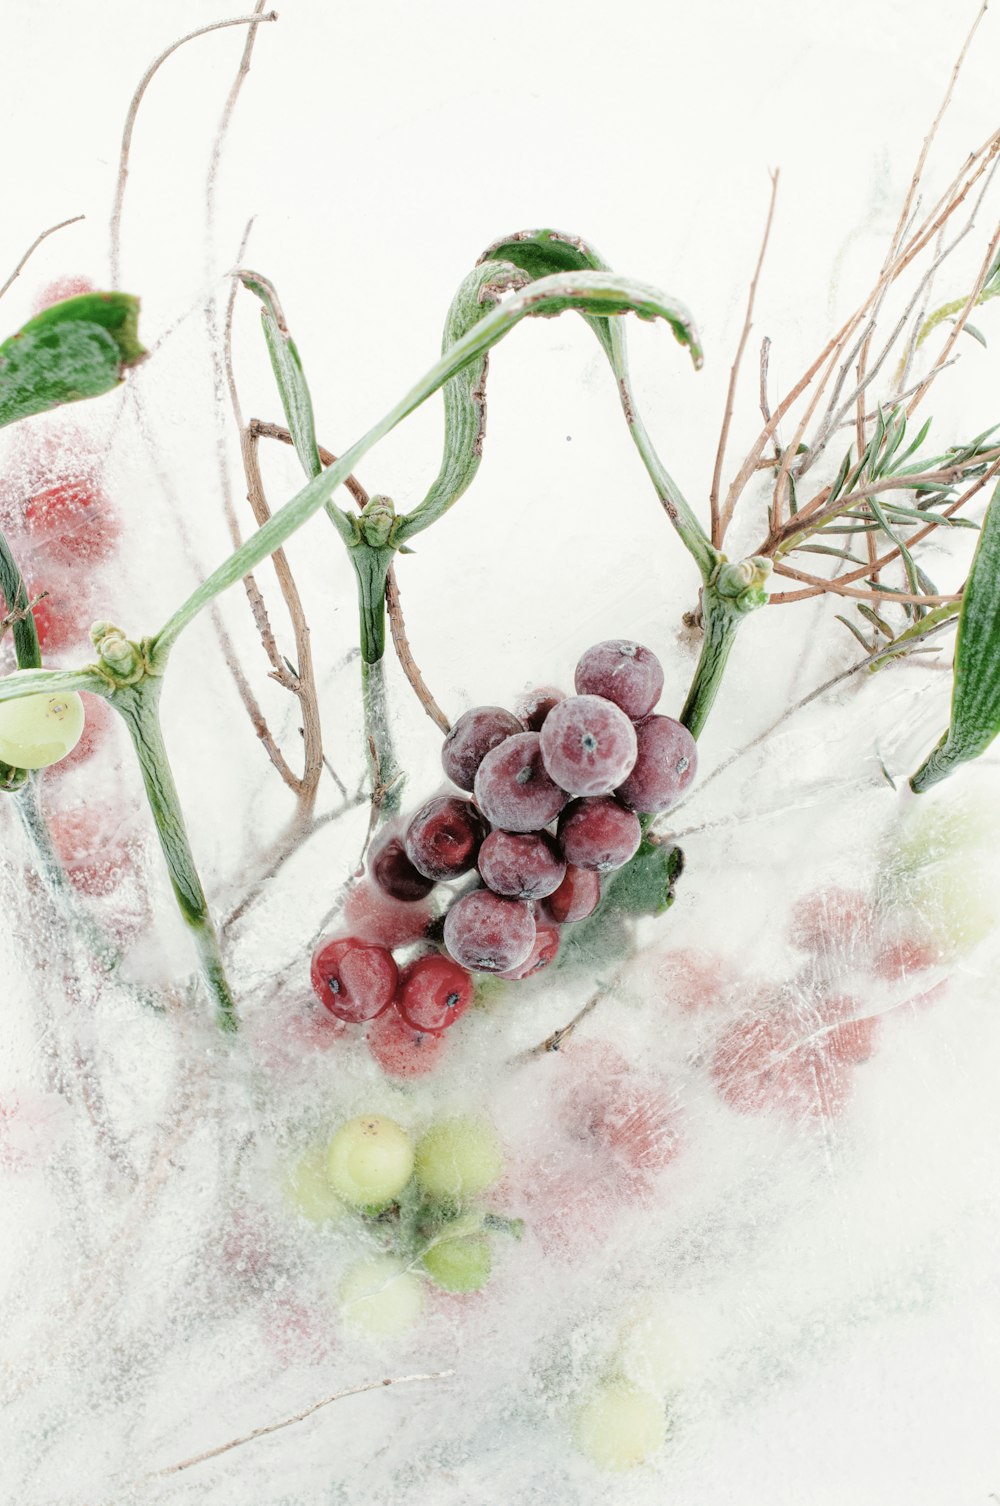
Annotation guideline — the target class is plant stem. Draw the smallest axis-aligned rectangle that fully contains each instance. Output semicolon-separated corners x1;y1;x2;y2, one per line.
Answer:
0;526;42;669
113;679;237;1032
361;654;403;817
679;557;771;739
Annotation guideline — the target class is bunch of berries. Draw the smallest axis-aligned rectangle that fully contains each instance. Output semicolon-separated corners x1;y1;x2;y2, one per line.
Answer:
309;640;696;1072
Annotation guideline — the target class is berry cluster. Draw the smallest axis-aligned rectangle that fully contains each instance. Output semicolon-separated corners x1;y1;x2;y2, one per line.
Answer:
307;640;695;1074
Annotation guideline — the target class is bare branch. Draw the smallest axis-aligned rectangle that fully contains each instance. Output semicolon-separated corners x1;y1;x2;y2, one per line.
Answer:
769;559;961;607
149;1370;454;1478
513;988;604;1062
385;565;451;733
712;169;779;548
250;418;371;509
0;215;84;303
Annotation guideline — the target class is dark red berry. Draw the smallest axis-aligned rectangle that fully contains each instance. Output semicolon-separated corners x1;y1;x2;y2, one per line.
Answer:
574;640;664;721
442;706;524;791
514;686;566;731
367;1008;447;1077
343;879;433;949
474;732;567;833
369;825;435;901
405;795;489;882
309;936;398;1023
539;695;637;797
540;864;602;924
443;889;536;973
396;954;474;1032
615;715;696;814
499;918;562;979
557;797;641;872
478;829;566;900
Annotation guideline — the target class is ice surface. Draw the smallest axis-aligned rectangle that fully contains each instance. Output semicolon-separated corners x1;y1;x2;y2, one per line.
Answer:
3;3;1000;1504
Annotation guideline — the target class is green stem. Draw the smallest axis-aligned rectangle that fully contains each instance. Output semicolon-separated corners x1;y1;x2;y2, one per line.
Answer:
0;526;42;669
679;557;772;740
112;679;237;1032
361;654;403;816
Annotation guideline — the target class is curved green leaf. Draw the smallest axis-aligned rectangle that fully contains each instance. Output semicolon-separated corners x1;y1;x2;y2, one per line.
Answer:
910;479;1000;791
0;667;110;704
0;292;145;430
477;228;714;579
240;271;322;482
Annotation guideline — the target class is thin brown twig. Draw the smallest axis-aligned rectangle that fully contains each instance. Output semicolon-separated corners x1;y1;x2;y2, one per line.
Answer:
513;989;604;1063
712;170;780;548
768;560;961;607
109;11;278;285
385;566;451;733
149;1371;454;1478
905;219;1000;416
250;418;370;508
0;215;85;303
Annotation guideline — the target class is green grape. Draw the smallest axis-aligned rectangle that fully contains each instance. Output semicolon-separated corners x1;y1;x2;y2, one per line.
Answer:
0;678;85;769
422;1233;492;1292
339;1254;424;1337
283;1148;347;1225
414;1115;503;1204
575;1382;665;1471
326;1115;414;1210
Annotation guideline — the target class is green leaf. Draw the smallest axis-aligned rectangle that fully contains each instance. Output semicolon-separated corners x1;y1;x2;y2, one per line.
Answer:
239;272;322;481
604;836;684;916
0;293;145;429
869;601;959;672
910;479;1000;791
394;261;530;542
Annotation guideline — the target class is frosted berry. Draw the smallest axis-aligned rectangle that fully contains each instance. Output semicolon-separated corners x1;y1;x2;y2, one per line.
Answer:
539;695;638;797
574;640;664;721
343;878;433;949
443;888;536;973
478;828;566;899
368;825;435;901
310;936;398;1023
326;1115;414;1209
404;795;488;882
514;685;566;731
557;797;641;872
473;731;567;833
541;864;602;924
24;478;118;566
396;954;474;1032
499;917;561;978
615;714;696;814
48;802;135;894
442;706;524;791
366;1008;448;1077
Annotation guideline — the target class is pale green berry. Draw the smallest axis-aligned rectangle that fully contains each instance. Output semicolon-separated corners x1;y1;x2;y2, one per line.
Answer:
326;1115;414;1210
0;678;85;769
422;1233;492;1292
283;1149;347;1225
414;1116;503;1203
575;1382;665;1471
884;776;1000;955
339;1254;424;1337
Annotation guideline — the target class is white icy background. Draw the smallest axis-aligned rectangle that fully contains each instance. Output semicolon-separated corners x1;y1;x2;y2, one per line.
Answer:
2;1;1000;1502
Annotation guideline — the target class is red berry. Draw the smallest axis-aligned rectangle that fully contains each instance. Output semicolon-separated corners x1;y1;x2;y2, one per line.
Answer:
499;918;562;979
343;879;433;949
18;576;95;658
45;692;116;777
872;935;940;981
710;1009;853;1121
473;732;567;833
819;996;880;1065
443;888;536;973
31;276;95;314
405;795;489;882
514;686;566;731
309;936;398;1023
615;715;696;814
641;946;734;1014
539;695;638;797
24;478;119;566
368;825;435;901
540;864;602;924
441;706;524;791
574;640;664;720
788;886;874;956
396;954;474;1032
557;796;641;871
48;803;137;896
367;1008;448;1077
478;829;566;899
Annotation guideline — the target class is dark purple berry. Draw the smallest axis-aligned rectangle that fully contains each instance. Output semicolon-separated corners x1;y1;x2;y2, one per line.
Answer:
539;695;637;797
369;825;436;901
474;732;568;833
498;918;562;979
443;889;536;973
615;715;697;814
540;865;602;924
514;686;566;732
405;795;489;882
442;706;524;791
478;829;566;900
557;797;641;872
574;640;664;721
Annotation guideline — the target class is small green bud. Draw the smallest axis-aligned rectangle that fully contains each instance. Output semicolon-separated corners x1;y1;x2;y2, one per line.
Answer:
90;622;144;683
359;495;396;549
714;555;771;613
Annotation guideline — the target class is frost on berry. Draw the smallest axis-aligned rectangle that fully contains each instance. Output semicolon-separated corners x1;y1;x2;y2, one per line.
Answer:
309;937;398;1023
343;878;433;949
540;864;601;924
442;706;524;791
557;797;641;872
478;828;566;899
514;685;566;731
405;795;488;882
574;640;664;721
539;695;638;797
396;954;474;1032
443;888;536;973
367;1008;448;1077
615;715;696;814
498;917;561;979
473;732;567;833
